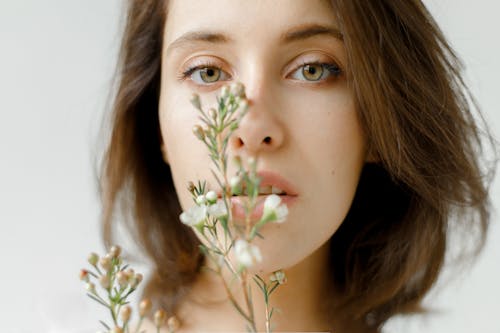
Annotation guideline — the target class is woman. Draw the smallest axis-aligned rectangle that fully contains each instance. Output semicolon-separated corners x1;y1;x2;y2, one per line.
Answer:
99;0;496;332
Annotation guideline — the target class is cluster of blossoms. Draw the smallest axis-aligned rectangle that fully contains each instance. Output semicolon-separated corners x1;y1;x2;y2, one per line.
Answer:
80;245;180;333
83;83;288;333
178;83;289;332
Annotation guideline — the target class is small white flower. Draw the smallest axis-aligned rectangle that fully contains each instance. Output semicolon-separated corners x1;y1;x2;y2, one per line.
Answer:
270;270;287;285
264;193;281;210
205;190;217;204
229;175;241;188
195;194;207;205
207;199;228;218
234;239;262;268
180;204;207;227
262;194;289;223
230;175;243;195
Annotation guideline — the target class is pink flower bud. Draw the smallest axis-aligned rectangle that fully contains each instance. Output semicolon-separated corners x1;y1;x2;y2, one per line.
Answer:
154;309;167;328
125;268;135;280
111;327;123;333
116;271;128;288
79;269;89;282
120;305;132;323
139;299;152;317
168;316;181;331
99;255;112;271
192;125;205;141
130;273;143;288
109;245;121;258
99;275;111;289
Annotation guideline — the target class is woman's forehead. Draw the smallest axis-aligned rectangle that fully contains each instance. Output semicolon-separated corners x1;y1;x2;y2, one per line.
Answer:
163;0;340;54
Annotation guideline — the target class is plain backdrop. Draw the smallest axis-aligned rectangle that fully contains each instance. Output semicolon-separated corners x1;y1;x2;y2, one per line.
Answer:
0;1;498;332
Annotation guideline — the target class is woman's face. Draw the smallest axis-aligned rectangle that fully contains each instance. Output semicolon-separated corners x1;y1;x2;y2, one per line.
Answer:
159;0;367;273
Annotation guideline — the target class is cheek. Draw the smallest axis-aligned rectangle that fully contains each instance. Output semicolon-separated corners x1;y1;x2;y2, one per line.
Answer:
159;93;207;210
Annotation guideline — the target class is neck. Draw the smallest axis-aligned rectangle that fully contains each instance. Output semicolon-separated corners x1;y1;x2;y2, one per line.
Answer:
177;240;336;332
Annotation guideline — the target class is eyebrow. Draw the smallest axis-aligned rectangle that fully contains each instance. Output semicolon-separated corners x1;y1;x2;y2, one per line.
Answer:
165;23;343;55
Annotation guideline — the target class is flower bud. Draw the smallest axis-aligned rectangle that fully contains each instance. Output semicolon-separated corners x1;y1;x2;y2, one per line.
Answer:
139;299;152;317
192;125;205;140
154;309;167;328
238;99;249;112
99;275;111;289
99;254;112;271
195;194;207;205
270;270;287;285
86;282;96;294
190;93;201;109
168;316;181;332
125;268;135;279
208;107;217;121
229;119;239;131
79;269;89;282
229;175;242;196
205;191;217;204
230;82;245;98
248;156;256;171
116;271;128;288
220;85;229;99
87;252;99;266
187;181;196;194
109;245;121;258
111;326;123;333
233;155;242;168
130;273;143;288
120;305;132;323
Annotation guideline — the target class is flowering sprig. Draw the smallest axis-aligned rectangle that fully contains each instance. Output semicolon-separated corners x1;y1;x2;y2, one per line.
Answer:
80;246;180;333
179;83;289;332
83;83;289;333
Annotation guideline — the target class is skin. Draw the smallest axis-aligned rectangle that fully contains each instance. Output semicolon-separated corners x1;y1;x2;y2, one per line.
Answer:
157;0;369;331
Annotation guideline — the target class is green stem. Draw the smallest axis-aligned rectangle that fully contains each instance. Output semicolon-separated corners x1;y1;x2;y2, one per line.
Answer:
134;317;144;333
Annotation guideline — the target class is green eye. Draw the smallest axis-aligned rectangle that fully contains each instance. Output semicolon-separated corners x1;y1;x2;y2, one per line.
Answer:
290;62;342;82
302;64;323;81
199;67;221;83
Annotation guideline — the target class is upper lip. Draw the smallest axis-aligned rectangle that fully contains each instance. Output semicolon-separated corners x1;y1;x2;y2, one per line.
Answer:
217;170;299;197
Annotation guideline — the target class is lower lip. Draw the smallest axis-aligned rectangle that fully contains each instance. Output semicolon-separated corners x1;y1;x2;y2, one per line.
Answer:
229;195;298;221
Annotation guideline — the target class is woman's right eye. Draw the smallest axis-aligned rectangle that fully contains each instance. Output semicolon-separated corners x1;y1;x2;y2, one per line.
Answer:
179;64;231;85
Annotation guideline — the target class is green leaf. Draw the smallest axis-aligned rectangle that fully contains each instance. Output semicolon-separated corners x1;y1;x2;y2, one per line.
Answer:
99;320;111;330
252;276;265;293
86;293;109;308
269;282;280;295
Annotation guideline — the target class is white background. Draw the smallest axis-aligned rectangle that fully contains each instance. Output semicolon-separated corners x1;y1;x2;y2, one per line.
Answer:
0;1;498;332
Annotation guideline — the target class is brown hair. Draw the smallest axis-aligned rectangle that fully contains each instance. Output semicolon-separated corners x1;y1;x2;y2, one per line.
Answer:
99;0;497;331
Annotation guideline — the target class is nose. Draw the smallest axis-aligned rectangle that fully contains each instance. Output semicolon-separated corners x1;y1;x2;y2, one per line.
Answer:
229;86;285;158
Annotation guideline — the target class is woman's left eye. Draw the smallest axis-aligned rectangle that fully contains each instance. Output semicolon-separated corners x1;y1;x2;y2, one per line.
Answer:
289;62;342;82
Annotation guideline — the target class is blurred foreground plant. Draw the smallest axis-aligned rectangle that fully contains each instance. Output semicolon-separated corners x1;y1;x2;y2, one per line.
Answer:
81;83;288;333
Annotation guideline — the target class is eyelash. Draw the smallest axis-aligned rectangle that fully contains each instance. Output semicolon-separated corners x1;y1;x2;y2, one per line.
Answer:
177;59;343;85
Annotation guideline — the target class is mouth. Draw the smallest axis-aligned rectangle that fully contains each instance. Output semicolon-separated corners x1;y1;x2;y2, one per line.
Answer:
216;170;299;221
217;170;299;199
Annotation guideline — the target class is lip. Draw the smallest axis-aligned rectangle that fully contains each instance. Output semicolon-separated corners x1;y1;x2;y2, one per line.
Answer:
230;194;298;221
216;170;299;221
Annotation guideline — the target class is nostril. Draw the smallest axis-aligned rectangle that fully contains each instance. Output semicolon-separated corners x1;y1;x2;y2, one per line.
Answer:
263;136;271;144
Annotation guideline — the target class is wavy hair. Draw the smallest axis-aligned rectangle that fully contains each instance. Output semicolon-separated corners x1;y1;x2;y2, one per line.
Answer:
99;0;497;331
